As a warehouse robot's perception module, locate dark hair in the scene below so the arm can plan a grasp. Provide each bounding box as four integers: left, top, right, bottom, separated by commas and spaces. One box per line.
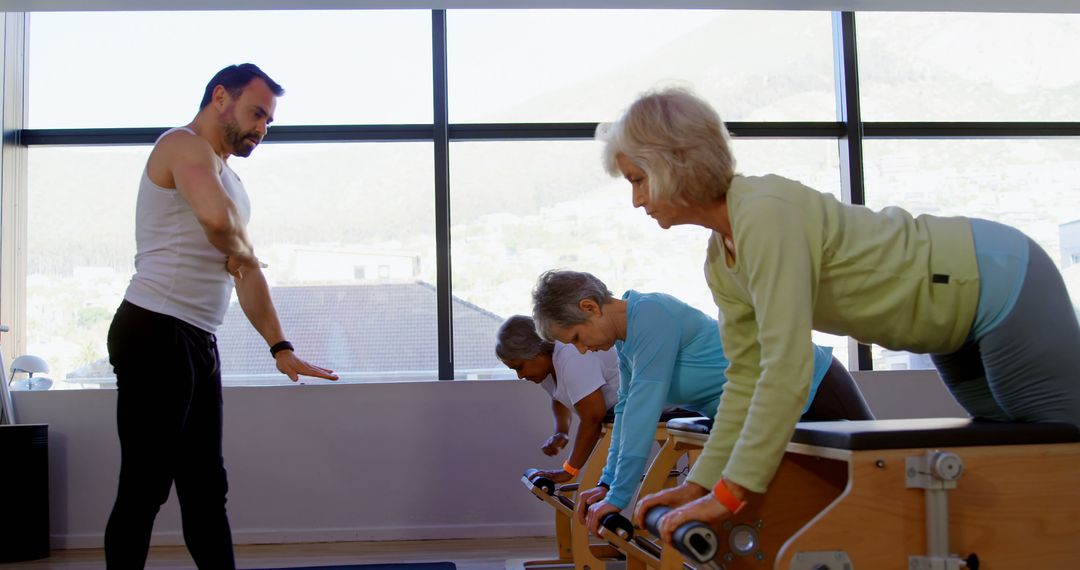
199, 63, 285, 110
495, 315, 555, 361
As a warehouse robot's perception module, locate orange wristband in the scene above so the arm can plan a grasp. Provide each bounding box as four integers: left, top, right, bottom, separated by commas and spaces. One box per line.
712, 479, 747, 514
562, 460, 580, 477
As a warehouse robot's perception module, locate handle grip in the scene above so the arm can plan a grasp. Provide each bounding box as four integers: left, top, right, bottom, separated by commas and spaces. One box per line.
643, 505, 719, 563
599, 512, 634, 540
522, 468, 555, 495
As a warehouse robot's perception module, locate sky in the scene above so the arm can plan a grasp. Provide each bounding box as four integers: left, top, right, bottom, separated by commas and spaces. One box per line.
28, 9, 728, 127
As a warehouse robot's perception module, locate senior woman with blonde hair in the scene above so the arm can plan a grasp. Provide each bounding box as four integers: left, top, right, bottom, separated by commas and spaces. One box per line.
532, 269, 872, 538
597, 87, 1080, 545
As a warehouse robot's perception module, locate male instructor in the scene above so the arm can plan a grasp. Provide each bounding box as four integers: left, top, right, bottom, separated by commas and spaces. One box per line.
105, 63, 338, 569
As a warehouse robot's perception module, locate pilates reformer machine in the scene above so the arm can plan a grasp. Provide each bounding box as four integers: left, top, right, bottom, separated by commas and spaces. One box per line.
520, 415, 1080, 569
518, 410, 701, 570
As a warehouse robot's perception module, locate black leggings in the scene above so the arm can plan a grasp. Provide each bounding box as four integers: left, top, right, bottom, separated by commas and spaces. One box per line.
800, 356, 875, 421
104, 301, 235, 570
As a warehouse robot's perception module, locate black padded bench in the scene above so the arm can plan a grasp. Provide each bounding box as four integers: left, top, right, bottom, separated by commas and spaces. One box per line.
667, 415, 1080, 449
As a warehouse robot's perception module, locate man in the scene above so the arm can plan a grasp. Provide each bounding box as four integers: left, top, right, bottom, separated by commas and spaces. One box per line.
104, 63, 338, 569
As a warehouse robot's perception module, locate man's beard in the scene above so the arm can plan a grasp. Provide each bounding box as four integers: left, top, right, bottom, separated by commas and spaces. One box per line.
222, 117, 260, 158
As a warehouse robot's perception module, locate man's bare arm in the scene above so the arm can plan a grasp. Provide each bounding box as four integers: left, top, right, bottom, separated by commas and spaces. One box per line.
154, 132, 256, 264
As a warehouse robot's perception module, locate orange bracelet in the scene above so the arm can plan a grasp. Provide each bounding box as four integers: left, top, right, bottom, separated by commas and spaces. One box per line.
712, 479, 747, 514
562, 460, 580, 477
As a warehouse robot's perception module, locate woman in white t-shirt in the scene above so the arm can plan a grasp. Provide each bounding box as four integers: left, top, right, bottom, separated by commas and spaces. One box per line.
497, 314, 620, 484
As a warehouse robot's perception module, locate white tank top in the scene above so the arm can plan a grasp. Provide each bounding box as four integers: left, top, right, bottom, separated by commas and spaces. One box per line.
123, 127, 252, 333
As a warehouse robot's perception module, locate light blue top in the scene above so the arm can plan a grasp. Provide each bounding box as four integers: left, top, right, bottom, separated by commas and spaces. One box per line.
600, 290, 833, 509
969, 218, 1029, 340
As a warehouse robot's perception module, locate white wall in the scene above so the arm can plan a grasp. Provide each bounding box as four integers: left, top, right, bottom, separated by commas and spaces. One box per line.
10, 369, 966, 549
13, 380, 562, 549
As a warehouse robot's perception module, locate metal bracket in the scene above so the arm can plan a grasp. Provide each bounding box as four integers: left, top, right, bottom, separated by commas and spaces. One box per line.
906, 450, 967, 570
906, 450, 963, 490
789, 550, 853, 570
908, 556, 963, 570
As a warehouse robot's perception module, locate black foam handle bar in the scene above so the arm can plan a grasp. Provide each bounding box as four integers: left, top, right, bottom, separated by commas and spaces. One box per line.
643, 505, 720, 564
522, 469, 555, 495
599, 512, 634, 540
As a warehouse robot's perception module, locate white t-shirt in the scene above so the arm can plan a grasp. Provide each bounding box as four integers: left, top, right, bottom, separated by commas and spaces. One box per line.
539, 341, 620, 412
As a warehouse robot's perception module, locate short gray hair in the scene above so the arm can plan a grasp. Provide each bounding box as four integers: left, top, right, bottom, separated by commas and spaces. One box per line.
495, 315, 554, 361
532, 270, 614, 341
597, 87, 736, 206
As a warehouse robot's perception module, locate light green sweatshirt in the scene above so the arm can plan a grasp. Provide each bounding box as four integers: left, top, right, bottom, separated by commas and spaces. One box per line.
687, 174, 979, 494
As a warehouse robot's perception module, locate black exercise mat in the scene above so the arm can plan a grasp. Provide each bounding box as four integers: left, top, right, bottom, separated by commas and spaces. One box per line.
249, 563, 456, 570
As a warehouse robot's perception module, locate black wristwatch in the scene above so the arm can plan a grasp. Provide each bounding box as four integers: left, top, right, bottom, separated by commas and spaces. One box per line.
270, 340, 294, 357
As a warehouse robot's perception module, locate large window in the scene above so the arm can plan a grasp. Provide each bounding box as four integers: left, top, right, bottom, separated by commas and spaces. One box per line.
27, 143, 439, 387
24, 10, 436, 387
8, 8, 1079, 389
863, 139, 1080, 370
857, 12, 1080, 122
25, 147, 141, 387
447, 10, 836, 123
857, 12, 1080, 370
451, 138, 847, 381
219, 143, 438, 385
28, 10, 433, 128
449, 139, 713, 380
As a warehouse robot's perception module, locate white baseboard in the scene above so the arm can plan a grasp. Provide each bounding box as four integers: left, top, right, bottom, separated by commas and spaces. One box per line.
51, 522, 555, 550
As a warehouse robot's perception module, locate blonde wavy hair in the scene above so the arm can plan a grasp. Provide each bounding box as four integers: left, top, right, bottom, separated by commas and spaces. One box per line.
597, 88, 736, 205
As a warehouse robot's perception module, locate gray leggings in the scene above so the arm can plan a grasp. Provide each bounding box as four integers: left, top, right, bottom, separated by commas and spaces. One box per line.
932, 238, 1080, 425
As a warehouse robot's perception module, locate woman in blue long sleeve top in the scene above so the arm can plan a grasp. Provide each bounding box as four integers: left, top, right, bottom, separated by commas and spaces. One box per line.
531, 269, 872, 537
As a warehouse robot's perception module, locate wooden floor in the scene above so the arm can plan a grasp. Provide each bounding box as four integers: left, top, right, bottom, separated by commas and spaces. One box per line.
0, 537, 558, 570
